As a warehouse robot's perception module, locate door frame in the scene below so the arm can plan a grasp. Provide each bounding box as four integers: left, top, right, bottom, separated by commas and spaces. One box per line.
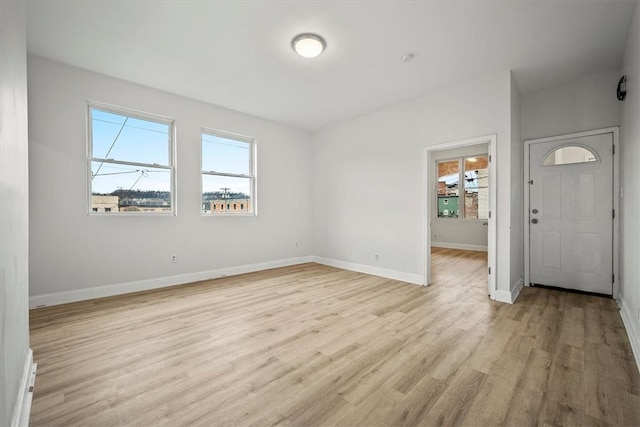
423, 134, 497, 300
524, 127, 620, 298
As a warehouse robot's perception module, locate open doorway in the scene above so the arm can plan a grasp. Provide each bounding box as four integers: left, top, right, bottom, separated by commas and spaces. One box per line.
423, 135, 497, 299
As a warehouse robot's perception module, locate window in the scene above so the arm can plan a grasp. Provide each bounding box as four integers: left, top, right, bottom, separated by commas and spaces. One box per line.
201, 129, 255, 215
542, 146, 597, 166
88, 103, 175, 215
437, 160, 459, 218
437, 155, 488, 219
463, 156, 489, 219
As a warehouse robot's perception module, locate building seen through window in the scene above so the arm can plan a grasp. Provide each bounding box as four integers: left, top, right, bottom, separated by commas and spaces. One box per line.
437, 155, 489, 219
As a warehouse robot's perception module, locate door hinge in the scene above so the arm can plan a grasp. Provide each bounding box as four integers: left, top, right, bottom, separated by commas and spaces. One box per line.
613, 209, 616, 219
488, 267, 492, 275
612, 274, 615, 283
488, 211, 492, 219
489, 155, 492, 162
612, 144, 616, 155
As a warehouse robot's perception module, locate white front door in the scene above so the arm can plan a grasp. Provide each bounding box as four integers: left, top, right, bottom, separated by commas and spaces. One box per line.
528, 132, 613, 295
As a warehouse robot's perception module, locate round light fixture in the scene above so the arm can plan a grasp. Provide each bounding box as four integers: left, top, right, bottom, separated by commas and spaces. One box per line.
291, 33, 326, 58
401, 53, 414, 62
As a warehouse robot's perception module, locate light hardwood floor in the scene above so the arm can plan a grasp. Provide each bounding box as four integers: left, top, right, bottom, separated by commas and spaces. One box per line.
30, 248, 640, 426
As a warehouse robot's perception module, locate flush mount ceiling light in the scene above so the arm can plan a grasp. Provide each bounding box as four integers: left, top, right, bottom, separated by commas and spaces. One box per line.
401, 53, 414, 62
291, 33, 326, 58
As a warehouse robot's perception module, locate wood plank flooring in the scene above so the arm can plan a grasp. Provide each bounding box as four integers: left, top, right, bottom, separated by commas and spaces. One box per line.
29, 248, 640, 426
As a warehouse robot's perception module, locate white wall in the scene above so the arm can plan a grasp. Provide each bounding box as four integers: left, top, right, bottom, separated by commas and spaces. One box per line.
620, 1, 640, 366
313, 71, 520, 292
510, 72, 523, 292
521, 69, 622, 141
520, 70, 622, 293
0, 0, 31, 425
520, 70, 621, 290
28, 56, 314, 304
430, 143, 489, 250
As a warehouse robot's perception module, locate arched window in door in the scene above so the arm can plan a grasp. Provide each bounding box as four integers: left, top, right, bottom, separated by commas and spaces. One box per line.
542, 146, 598, 166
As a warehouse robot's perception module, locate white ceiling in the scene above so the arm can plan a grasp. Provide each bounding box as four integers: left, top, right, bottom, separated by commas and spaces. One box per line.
26, 0, 636, 131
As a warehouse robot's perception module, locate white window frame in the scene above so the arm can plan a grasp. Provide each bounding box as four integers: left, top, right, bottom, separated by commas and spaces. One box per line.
87, 101, 176, 215
201, 128, 257, 216
436, 153, 489, 220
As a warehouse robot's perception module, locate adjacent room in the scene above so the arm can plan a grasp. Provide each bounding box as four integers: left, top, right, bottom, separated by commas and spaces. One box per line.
3, 0, 640, 425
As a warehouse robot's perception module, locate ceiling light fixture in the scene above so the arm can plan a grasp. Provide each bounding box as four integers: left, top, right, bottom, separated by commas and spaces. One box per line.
292, 33, 326, 58
401, 53, 414, 62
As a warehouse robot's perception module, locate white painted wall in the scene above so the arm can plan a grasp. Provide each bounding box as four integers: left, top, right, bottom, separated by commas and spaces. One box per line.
430, 143, 489, 250
0, 0, 31, 425
520, 70, 622, 292
313, 71, 521, 292
521, 69, 622, 141
28, 56, 314, 303
510, 72, 523, 293
620, 1, 640, 366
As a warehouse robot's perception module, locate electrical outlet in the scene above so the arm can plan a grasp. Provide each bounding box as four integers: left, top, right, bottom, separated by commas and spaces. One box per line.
171, 254, 177, 263
374, 253, 379, 261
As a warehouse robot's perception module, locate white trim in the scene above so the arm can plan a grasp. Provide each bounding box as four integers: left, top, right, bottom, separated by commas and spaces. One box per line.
313, 256, 423, 285
495, 278, 524, 304
612, 128, 620, 299
86, 101, 177, 216
30, 256, 423, 309
523, 127, 619, 297
11, 349, 37, 427
29, 256, 314, 308
423, 134, 497, 299
619, 297, 640, 373
431, 242, 488, 252
200, 127, 257, 217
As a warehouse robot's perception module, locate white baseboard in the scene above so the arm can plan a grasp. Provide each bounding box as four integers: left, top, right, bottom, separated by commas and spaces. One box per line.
30, 256, 314, 308
313, 256, 423, 285
11, 348, 37, 427
495, 277, 524, 304
619, 297, 640, 373
431, 242, 488, 252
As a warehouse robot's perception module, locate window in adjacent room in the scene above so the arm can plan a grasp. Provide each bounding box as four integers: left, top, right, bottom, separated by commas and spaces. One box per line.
88, 102, 175, 215
463, 156, 489, 219
201, 129, 255, 215
437, 159, 460, 218
437, 155, 488, 219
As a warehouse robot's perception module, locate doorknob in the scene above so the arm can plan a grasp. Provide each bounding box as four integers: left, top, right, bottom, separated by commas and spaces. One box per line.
531, 218, 539, 224
532, 208, 539, 214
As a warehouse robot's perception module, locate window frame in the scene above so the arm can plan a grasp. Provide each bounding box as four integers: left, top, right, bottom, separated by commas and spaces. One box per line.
200, 127, 257, 217
436, 153, 489, 220
87, 101, 177, 216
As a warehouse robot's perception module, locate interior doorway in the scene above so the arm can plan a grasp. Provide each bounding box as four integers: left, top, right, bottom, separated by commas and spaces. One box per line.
423, 135, 497, 299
